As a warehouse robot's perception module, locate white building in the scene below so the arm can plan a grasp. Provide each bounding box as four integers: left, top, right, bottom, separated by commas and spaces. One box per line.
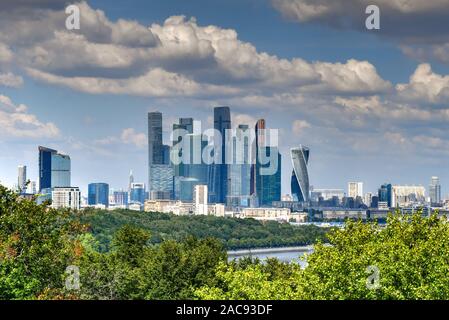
348, 182, 363, 198
364, 192, 373, 207
240, 207, 292, 222
18, 165, 27, 192
311, 188, 345, 201
391, 185, 426, 207
51, 187, 81, 210
194, 185, 208, 215
208, 203, 225, 217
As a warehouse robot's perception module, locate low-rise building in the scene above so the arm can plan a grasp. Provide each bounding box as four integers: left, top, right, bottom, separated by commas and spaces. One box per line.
240, 207, 292, 222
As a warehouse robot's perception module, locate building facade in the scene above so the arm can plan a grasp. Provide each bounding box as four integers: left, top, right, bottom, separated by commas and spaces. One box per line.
51, 187, 81, 210
291, 146, 310, 203
88, 183, 110, 208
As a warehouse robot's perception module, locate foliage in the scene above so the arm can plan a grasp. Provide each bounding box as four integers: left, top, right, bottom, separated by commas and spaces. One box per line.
79, 208, 328, 251
0, 185, 85, 299
198, 212, 449, 300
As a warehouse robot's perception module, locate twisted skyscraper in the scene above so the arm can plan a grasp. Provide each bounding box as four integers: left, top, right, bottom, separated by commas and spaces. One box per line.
291, 146, 310, 203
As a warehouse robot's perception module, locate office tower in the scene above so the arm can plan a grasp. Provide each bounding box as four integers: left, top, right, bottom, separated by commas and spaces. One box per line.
195, 185, 208, 215
88, 183, 110, 208
429, 176, 442, 205
250, 119, 265, 205
391, 185, 426, 207
208, 106, 231, 203
378, 183, 392, 207
348, 182, 363, 199
291, 146, 310, 203
113, 190, 129, 207
28, 181, 37, 194
257, 146, 281, 207
128, 170, 134, 191
130, 183, 146, 204
227, 125, 252, 207
148, 112, 174, 199
364, 192, 373, 207
18, 165, 27, 193
38, 146, 71, 192
174, 133, 209, 201
51, 187, 81, 210
172, 118, 194, 177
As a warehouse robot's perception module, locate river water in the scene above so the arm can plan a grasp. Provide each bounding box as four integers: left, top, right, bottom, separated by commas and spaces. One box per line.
227, 246, 313, 267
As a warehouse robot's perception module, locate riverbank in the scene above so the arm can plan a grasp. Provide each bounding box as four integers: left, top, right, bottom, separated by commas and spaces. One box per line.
227, 245, 314, 257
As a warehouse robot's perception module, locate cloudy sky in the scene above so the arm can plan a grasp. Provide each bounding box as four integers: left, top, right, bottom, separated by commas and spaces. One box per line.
1, 0, 448, 197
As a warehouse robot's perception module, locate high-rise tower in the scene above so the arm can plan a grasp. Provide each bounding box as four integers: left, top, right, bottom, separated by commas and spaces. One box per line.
291, 146, 310, 203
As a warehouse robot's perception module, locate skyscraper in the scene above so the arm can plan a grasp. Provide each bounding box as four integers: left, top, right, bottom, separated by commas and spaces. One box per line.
208, 106, 231, 203
291, 146, 310, 203
378, 183, 392, 207
348, 182, 363, 199
18, 165, 27, 193
38, 146, 71, 192
429, 176, 442, 205
258, 146, 282, 207
128, 170, 134, 191
88, 183, 110, 208
227, 125, 252, 207
148, 112, 173, 199
130, 182, 146, 204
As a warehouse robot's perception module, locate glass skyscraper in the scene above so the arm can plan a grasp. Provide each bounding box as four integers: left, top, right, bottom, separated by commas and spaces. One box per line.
130, 183, 146, 204
38, 146, 71, 192
291, 146, 310, 203
148, 112, 173, 199
378, 183, 392, 207
258, 146, 282, 207
88, 183, 110, 207
227, 125, 252, 207
429, 176, 442, 205
208, 106, 231, 203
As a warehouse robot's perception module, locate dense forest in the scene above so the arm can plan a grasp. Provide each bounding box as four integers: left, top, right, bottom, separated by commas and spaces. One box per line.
78, 208, 329, 251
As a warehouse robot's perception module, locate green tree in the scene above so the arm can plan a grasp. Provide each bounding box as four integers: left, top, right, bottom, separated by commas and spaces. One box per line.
0, 185, 84, 299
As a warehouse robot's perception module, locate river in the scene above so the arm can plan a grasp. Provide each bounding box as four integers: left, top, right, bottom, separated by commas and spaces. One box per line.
227, 246, 313, 267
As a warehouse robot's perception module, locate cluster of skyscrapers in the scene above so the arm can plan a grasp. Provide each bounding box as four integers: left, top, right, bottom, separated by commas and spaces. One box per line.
11, 106, 447, 218
146, 107, 283, 209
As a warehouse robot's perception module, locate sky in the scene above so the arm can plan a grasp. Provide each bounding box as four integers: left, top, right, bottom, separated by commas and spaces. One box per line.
0, 0, 449, 197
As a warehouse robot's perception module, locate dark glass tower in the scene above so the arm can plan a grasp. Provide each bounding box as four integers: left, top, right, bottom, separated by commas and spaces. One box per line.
378, 183, 392, 207
208, 106, 231, 203
148, 112, 163, 166
38, 146, 71, 192
291, 146, 310, 203
88, 183, 109, 207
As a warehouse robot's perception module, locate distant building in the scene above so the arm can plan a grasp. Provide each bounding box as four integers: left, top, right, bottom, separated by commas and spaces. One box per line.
348, 182, 363, 199
391, 185, 426, 207
38, 146, 71, 192
51, 187, 81, 210
311, 189, 344, 202
208, 106, 231, 204
291, 146, 310, 203
130, 183, 146, 204
148, 112, 173, 199
364, 192, 373, 207
113, 190, 129, 207
378, 183, 392, 207
195, 185, 208, 215
227, 125, 252, 208
241, 207, 292, 222
18, 165, 27, 193
429, 176, 442, 205
88, 183, 109, 208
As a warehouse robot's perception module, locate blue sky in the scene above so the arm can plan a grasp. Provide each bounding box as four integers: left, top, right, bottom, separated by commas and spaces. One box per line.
1, 0, 449, 198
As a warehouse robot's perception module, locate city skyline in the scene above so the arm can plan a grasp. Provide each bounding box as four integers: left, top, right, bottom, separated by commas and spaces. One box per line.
1, 1, 449, 197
